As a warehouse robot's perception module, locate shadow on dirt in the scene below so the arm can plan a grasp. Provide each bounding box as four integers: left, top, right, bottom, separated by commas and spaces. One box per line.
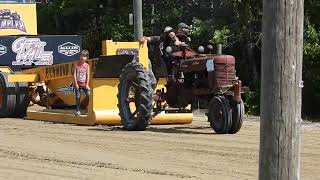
146, 126, 214, 135
88, 125, 215, 135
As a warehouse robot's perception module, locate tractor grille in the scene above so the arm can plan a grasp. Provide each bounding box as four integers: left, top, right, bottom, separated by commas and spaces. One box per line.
213, 55, 236, 87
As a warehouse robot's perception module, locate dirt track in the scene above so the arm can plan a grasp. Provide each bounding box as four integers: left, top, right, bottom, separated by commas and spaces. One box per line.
0, 116, 319, 180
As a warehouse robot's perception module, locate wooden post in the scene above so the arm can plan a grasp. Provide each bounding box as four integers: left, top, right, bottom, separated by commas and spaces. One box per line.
259, 0, 304, 179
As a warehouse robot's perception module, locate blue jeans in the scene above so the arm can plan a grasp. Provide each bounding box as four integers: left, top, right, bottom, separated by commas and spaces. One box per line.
75, 87, 90, 111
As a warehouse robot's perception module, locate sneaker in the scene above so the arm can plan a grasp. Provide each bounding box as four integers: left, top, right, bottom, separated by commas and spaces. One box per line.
75, 111, 81, 116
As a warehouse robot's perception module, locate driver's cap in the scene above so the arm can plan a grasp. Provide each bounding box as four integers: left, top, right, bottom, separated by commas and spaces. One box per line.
177, 22, 190, 33
177, 22, 190, 29
164, 26, 173, 33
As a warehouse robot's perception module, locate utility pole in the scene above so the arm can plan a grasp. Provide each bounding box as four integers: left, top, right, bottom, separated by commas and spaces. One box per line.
133, 0, 143, 41
259, 0, 304, 180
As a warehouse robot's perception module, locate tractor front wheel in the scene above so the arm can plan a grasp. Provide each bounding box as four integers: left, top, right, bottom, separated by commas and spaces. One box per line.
228, 100, 244, 134
207, 96, 232, 134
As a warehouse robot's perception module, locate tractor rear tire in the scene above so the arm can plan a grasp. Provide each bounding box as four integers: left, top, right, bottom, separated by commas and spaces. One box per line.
118, 62, 153, 131
147, 70, 157, 90
147, 59, 157, 90
228, 100, 244, 134
208, 96, 232, 134
0, 72, 17, 118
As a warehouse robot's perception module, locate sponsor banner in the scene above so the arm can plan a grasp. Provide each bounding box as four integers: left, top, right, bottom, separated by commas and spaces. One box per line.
11, 37, 54, 65
58, 42, 80, 56
0, 44, 6, 56
0, 3, 37, 35
0, 35, 81, 70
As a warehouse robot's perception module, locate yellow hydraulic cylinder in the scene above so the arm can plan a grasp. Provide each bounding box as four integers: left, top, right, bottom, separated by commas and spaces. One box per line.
150, 113, 193, 125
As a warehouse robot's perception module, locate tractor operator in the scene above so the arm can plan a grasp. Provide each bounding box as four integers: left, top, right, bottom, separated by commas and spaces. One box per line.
139, 22, 190, 49
139, 22, 191, 74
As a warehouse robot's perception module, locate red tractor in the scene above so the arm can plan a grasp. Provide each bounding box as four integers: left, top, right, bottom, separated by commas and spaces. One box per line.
117, 42, 244, 134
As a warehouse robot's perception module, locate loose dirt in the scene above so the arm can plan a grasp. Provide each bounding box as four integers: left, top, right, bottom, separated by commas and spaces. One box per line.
0, 116, 319, 180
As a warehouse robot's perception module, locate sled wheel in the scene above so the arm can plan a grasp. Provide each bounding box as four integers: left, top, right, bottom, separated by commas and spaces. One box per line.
0, 72, 17, 118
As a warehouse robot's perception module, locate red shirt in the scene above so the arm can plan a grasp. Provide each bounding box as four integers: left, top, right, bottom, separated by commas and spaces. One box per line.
75, 62, 89, 87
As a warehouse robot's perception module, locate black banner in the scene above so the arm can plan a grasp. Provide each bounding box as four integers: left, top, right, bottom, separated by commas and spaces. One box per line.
0, 35, 81, 70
